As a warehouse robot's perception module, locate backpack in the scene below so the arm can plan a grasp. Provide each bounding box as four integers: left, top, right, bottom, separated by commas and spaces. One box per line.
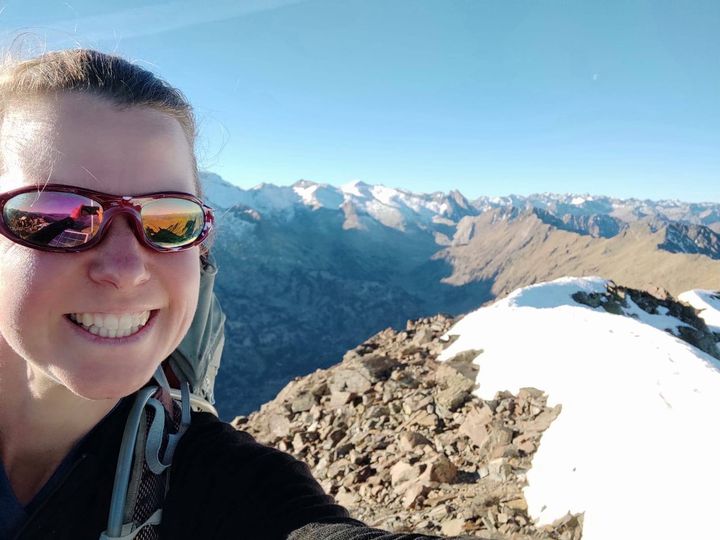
99, 253, 226, 539
165, 253, 226, 415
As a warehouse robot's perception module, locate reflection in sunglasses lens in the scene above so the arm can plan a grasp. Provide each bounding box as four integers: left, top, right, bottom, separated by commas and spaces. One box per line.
3, 192, 103, 248
141, 198, 204, 248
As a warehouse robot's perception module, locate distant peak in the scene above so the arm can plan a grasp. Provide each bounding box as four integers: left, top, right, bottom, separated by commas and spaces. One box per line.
342, 180, 371, 190
341, 180, 373, 197
346, 179, 370, 187
448, 189, 471, 207
292, 179, 318, 188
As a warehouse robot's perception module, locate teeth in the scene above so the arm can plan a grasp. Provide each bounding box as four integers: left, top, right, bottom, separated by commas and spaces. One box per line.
119, 313, 132, 330
105, 314, 119, 330
68, 311, 152, 339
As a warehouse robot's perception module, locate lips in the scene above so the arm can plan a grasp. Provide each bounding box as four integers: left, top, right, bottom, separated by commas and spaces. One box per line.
66, 311, 151, 338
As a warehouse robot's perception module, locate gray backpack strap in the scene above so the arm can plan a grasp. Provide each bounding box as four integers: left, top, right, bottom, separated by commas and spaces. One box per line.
100, 376, 190, 540
166, 252, 225, 414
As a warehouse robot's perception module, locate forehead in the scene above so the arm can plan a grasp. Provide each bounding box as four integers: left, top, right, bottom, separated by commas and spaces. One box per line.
0, 93, 196, 195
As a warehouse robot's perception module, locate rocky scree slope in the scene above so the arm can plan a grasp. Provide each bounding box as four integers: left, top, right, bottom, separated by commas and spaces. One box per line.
235, 315, 580, 539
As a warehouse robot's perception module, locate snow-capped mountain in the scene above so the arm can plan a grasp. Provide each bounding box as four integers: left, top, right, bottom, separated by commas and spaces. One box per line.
440, 276, 720, 540
202, 172, 720, 249
205, 174, 720, 228
202, 173, 474, 231
473, 192, 720, 230
201, 172, 720, 417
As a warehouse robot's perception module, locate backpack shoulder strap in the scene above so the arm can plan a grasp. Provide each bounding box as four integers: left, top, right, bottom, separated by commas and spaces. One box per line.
99, 373, 190, 540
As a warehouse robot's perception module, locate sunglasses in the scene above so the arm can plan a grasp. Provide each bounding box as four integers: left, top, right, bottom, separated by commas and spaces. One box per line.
0, 184, 214, 253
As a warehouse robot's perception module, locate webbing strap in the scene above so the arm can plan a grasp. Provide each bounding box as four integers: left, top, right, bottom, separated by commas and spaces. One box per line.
144, 382, 189, 474
101, 382, 190, 539
103, 386, 158, 538
99, 510, 162, 540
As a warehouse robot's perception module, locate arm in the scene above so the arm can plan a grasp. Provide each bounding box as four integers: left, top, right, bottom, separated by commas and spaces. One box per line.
165, 414, 482, 539
289, 522, 483, 540
246, 438, 482, 539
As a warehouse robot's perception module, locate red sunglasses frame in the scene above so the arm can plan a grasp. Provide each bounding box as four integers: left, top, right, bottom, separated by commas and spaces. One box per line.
0, 184, 215, 253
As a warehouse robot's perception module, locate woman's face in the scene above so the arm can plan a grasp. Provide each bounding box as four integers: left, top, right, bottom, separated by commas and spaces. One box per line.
0, 93, 201, 399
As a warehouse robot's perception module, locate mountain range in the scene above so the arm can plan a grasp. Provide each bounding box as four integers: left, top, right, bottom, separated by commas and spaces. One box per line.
202, 172, 720, 417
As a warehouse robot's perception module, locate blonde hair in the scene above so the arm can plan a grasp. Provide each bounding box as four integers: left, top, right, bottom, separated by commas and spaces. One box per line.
0, 48, 200, 192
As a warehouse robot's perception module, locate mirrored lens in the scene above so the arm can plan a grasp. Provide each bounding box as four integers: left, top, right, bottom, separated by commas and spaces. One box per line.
3, 191, 103, 248
141, 198, 204, 248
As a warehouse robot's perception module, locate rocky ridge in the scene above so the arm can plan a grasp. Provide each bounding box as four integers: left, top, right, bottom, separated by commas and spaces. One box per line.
234, 315, 582, 539
233, 281, 720, 538
572, 281, 720, 360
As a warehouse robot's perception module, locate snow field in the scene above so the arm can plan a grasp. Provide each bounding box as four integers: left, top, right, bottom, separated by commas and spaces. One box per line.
439, 277, 720, 540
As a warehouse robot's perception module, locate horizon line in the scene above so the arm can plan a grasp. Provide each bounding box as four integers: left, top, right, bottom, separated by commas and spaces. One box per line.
199, 171, 717, 206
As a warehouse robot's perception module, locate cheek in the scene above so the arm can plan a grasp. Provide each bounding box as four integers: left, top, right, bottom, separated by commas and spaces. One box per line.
166, 252, 201, 328
0, 245, 41, 321
0, 245, 71, 345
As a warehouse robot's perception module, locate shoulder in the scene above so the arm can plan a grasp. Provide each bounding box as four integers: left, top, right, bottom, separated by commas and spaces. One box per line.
169, 411, 293, 489
169, 410, 330, 497
161, 412, 352, 539
175, 411, 261, 459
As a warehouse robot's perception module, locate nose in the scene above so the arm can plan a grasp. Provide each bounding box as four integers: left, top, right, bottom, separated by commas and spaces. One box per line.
87, 215, 151, 289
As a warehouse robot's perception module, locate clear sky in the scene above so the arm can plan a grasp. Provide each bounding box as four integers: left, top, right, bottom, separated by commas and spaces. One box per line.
1, 0, 718, 201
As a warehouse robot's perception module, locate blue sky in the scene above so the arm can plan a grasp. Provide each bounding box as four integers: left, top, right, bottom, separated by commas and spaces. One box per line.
1, 0, 718, 201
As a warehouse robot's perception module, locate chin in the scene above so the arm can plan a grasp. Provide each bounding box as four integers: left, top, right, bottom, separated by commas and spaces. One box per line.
56, 365, 159, 401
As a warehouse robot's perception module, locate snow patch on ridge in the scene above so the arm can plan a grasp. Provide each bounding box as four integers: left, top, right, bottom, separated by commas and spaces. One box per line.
499, 276, 608, 309
679, 290, 720, 332
439, 276, 720, 540
622, 298, 692, 334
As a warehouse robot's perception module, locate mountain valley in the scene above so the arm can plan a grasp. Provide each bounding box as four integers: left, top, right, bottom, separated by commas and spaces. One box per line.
202, 173, 720, 416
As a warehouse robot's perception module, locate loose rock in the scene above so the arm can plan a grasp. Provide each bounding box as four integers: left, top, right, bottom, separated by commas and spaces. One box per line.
241, 314, 580, 539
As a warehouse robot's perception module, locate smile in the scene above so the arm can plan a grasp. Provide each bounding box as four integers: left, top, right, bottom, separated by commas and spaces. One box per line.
67, 311, 151, 339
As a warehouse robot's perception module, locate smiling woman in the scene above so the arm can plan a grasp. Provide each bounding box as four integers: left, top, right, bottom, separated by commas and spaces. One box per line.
0, 49, 472, 540
0, 86, 202, 403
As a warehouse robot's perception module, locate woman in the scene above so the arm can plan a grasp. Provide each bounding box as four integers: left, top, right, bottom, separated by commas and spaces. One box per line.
0, 49, 471, 539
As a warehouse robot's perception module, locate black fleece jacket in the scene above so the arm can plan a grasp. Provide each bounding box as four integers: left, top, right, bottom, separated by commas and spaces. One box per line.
11, 396, 474, 540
